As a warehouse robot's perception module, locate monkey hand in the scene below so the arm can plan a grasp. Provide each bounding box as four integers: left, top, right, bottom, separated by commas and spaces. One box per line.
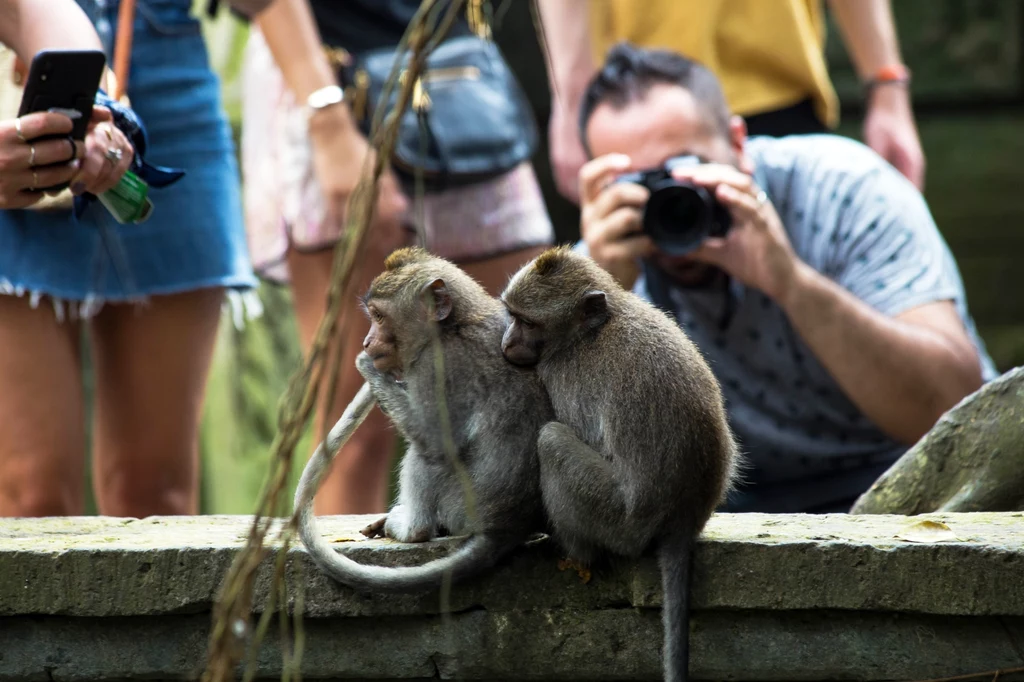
670, 163, 803, 303
360, 516, 388, 538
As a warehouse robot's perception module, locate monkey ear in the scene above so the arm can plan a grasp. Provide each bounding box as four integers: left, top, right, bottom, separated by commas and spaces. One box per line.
581, 290, 609, 330
423, 278, 452, 321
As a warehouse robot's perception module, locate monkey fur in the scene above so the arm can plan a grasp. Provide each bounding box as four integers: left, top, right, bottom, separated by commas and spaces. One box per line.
500, 246, 741, 682
293, 247, 553, 594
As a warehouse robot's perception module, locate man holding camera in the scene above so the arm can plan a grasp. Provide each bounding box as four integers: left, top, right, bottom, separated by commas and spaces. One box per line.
574, 43, 997, 513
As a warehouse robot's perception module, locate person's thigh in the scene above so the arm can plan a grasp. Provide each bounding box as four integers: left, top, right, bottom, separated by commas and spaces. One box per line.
286, 244, 399, 515
88, 288, 224, 517
0, 296, 85, 516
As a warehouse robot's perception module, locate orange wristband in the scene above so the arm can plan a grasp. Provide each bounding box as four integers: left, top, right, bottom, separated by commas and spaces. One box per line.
864, 64, 911, 91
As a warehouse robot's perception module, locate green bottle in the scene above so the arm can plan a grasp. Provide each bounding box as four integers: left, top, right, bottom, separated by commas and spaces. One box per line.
97, 169, 154, 224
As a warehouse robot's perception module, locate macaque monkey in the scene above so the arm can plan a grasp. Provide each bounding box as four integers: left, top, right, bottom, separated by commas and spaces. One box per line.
500, 246, 741, 682
293, 247, 553, 592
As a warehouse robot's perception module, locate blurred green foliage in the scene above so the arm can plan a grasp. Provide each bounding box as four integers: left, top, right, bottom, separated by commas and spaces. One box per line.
188, 1, 1024, 516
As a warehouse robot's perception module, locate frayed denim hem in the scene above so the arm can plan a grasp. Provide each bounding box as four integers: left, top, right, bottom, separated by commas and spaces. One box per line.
0, 277, 265, 328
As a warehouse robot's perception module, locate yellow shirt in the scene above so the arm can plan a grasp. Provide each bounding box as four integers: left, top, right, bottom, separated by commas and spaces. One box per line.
587, 0, 840, 128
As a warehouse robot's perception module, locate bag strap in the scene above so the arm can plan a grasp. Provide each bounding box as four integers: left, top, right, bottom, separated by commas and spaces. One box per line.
111, 0, 136, 101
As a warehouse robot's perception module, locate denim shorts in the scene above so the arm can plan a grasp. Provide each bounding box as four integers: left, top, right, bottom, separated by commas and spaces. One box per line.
0, 0, 257, 319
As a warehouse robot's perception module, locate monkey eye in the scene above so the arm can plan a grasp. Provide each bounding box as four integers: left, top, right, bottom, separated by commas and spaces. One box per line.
517, 316, 537, 330
370, 309, 385, 324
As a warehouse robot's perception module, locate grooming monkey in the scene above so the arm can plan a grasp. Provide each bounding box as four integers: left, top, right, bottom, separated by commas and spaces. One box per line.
293, 247, 552, 593
500, 246, 740, 682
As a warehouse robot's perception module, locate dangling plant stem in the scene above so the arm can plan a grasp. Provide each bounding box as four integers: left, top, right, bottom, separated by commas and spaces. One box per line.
198, 2, 469, 680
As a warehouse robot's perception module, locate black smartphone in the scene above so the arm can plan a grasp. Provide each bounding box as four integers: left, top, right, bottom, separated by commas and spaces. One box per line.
17, 48, 107, 143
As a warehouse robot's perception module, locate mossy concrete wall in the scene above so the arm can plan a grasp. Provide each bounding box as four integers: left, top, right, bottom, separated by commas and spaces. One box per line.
2, 513, 1023, 681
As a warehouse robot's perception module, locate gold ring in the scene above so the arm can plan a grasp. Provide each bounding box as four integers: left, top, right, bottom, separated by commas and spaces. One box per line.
103, 125, 114, 142
14, 117, 25, 142
28, 144, 36, 166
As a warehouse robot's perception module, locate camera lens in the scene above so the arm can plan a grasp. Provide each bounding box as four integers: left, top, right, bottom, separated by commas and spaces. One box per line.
643, 180, 713, 256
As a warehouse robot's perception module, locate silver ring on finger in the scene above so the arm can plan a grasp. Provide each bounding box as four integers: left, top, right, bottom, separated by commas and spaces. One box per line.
30, 170, 38, 191
66, 135, 77, 163
14, 117, 26, 142
104, 146, 123, 166
28, 144, 36, 166
755, 189, 768, 207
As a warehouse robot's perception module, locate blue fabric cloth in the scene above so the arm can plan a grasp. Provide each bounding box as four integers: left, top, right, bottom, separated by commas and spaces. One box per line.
0, 0, 256, 307
576, 133, 998, 513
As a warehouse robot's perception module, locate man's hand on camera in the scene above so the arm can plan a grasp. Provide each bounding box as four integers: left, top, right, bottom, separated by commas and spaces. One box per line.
671, 163, 803, 303
579, 153, 655, 290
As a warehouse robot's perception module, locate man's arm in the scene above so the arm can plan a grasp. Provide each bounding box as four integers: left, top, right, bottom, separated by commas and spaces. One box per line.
827, 0, 925, 189
778, 266, 983, 445
536, 0, 596, 204
672, 160, 983, 446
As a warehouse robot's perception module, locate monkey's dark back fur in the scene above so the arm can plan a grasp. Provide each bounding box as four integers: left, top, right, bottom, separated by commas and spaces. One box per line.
502, 246, 740, 682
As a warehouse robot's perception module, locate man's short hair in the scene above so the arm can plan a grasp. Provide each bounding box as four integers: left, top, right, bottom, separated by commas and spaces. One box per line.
578, 42, 732, 156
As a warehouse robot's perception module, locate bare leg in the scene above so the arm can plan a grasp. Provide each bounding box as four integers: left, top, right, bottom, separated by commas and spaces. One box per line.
0, 297, 85, 516
457, 245, 549, 297
287, 244, 399, 515
89, 288, 224, 517
537, 422, 656, 557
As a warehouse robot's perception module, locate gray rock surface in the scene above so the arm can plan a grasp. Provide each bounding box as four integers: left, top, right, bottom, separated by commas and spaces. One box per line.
2, 513, 1024, 680
852, 366, 1024, 514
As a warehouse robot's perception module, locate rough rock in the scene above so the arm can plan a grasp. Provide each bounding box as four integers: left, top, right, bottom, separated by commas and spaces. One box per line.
851, 365, 1024, 515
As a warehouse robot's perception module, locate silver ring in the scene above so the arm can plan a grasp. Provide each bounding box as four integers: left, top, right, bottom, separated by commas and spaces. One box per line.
30, 170, 38, 191
104, 146, 123, 165
755, 189, 768, 206
28, 144, 36, 166
14, 117, 25, 142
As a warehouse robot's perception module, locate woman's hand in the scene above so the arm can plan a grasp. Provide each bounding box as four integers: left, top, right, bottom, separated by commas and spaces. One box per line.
308, 105, 408, 250
0, 111, 81, 208
0, 106, 134, 210
71, 105, 134, 196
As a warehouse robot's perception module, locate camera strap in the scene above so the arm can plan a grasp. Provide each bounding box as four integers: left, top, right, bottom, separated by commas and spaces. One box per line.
642, 259, 741, 333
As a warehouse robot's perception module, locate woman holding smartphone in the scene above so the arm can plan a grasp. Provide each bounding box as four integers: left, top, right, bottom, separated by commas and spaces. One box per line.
0, 0, 257, 518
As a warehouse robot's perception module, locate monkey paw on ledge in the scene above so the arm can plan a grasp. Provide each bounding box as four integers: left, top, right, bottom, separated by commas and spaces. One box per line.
1, 512, 1024, 681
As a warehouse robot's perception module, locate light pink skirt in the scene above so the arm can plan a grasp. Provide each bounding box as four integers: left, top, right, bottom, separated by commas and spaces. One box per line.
240, 29, 555, 283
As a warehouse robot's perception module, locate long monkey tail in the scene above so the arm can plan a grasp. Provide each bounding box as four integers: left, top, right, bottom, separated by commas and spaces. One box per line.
658, 530, 694, 682
292, 381, 503, 593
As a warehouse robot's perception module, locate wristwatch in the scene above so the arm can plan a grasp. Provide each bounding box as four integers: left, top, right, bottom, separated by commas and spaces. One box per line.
307, 84, 344, 112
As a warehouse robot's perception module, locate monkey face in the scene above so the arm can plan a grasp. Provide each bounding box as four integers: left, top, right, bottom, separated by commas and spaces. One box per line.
362, 304, 402, 375
501, 313, 544, 367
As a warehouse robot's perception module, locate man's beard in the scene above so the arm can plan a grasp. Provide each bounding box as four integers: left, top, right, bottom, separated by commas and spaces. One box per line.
651, 254, 726, 289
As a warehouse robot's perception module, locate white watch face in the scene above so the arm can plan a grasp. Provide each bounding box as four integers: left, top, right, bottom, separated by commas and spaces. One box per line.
309, 85, 344, 110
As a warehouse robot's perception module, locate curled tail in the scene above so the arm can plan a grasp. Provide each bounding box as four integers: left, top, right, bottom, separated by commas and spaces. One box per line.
292, 381, 502, 593
658, 531, 694, 682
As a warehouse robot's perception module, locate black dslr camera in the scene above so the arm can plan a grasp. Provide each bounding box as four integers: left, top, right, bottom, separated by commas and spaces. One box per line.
614, 155, 732, 256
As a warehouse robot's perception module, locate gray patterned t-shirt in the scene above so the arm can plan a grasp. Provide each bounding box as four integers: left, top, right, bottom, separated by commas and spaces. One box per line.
575, 134, 997, 513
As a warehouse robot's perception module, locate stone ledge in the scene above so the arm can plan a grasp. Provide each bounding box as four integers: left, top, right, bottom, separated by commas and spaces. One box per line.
2, 513, 1024, 681
2, 512, 1023, 618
